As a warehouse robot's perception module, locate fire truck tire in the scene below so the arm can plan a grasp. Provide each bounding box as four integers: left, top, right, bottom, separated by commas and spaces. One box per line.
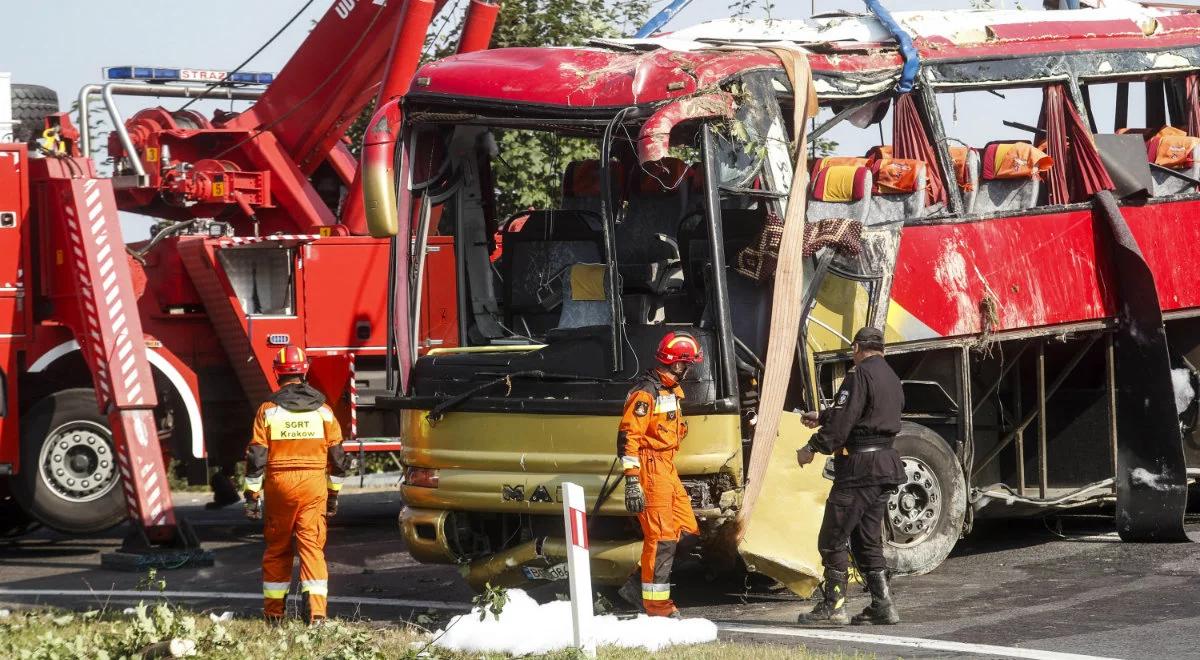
882, 422, 966, 576
11, 389, 126, 534
9, 84, 59, 144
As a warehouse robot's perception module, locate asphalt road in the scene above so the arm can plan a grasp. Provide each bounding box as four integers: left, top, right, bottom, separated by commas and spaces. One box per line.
2, 487, 1199, 660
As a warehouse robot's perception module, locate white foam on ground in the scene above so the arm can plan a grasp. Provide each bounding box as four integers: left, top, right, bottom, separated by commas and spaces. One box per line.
432, 589, 717, 655
1171, 368, 1195, 414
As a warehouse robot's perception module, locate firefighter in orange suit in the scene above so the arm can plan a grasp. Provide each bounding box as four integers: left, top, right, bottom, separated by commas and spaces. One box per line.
617, 330, 704, 618
243, 346, 351, 625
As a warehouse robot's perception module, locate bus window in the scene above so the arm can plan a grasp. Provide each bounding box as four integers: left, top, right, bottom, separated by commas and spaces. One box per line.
1082, 76, 1200, 198
417, 124, 608, 347
933, 87, 1054, 216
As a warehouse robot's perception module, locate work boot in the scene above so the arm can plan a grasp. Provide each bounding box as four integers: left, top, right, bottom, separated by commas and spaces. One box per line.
797, 568, 849, 625
851, 570, 900, 625
617, 574, 644, 612
666, 610, 682, 620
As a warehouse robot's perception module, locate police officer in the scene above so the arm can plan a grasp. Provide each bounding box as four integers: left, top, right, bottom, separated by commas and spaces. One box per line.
243, 346, 351, 625
796, 327, 904, 626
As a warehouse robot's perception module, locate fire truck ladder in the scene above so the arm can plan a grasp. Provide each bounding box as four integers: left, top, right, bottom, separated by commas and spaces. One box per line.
59, 177, 211, 568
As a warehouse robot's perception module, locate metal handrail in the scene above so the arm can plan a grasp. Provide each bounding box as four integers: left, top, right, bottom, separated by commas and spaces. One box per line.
76, 82, 264, 173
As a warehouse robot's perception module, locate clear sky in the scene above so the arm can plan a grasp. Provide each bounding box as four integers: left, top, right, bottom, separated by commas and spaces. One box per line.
7, 0, 1076, 236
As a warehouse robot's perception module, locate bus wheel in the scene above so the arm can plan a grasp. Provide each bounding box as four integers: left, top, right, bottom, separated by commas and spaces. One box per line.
11, 389, 127, 534
882, 422, 966, 576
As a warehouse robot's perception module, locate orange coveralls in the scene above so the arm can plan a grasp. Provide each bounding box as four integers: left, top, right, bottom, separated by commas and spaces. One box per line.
244, 389, 344, 621
618, 368, 699, 617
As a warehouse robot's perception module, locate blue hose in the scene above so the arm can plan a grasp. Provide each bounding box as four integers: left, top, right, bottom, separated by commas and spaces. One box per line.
634, 0, 694, 38
863, 0, 920, 93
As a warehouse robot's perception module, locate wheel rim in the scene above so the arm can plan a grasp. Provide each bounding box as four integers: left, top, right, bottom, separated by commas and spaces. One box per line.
38, 420, 118, 503
885, 456, 943, 548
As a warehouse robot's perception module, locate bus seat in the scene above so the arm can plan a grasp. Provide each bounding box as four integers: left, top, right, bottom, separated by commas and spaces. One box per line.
561, 159, 625, 215
1116, 126, 1166, 141
618, 158, 689, 263
502, 210, 605, 334
869, 158, 927, 222
949, 146, 980, 213
617, 158, 690, 297
815, 155, 871, 170
808, 164, 873, 222
1147, 133, 1200, 196
557, 263, 612, 329
974, 142, 1052, 214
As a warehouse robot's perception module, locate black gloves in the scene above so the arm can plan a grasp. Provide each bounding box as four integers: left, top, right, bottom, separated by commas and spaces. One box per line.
244, 490, 262, 520
624, 475, 645, 514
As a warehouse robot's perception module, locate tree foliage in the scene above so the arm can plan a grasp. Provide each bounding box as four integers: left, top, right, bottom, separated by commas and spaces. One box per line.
344, 0, 650, 218
456, 0, 651, 218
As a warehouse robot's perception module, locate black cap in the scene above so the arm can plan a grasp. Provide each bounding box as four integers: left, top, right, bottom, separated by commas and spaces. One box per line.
852, 327, 885, 347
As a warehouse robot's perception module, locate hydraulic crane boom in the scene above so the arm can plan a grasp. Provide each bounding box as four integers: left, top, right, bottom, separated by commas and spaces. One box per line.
108, 0, 447, 237
222, 0, 418, 176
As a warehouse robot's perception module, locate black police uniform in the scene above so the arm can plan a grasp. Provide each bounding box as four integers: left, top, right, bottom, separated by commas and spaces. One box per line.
808, 353, 905, 573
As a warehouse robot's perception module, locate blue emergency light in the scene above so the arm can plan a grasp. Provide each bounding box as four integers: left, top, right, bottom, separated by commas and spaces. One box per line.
103, 66, 274, 85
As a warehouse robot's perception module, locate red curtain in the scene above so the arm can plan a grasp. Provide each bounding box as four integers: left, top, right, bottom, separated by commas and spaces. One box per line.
1186, 73, 1200, 137
892, 93, 947, 207
1039, 87, 1071, 206
1042, 84, 1115, 204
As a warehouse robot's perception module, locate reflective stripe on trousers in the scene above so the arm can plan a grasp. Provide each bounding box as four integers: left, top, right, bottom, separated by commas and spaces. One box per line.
262, 581, 290, 599
302, 579, 328, 596
641, 582, 671, 601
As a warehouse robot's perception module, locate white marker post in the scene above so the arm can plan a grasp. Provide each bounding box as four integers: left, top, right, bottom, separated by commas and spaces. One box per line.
561, 481, 596, 658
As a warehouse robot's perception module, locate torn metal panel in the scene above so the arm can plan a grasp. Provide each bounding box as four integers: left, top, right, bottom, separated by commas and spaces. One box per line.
613, 5, 1169, 52
412, 48, 780, 109
928, 46, 1200, 89
812, 69, 900, 100
636, 93, 734, 163
411, 4, 1200, 112
736, 412, 830, 597
986, 18, 1147, 42
1093, 191, 1187, 541
1156, 13, 1200, 34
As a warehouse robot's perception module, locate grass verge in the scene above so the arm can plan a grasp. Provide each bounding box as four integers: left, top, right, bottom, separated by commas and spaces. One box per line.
0, 604, 869, 659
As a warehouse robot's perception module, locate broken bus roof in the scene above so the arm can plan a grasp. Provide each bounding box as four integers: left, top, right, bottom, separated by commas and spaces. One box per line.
408, 3, 1200, 110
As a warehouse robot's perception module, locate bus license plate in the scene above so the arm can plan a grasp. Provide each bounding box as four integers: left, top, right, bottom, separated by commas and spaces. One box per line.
522, 563, 569, 582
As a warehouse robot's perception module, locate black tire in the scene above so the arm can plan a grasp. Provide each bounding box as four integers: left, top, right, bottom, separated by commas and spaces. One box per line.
882, 422, 967, 576
10, 83, 59, 143
11, 389, 127, 534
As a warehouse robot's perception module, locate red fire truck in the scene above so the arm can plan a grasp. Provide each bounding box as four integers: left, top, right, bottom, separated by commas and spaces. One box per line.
0, 0, 494, 555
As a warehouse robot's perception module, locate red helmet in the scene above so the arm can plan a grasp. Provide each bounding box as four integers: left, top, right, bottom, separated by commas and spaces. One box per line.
656, 331, 703, 366
273, 345, 309, 377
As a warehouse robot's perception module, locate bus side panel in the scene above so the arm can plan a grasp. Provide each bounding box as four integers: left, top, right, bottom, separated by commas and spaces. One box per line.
1122, 198, 1200, 313
400, 410, 742, 515
889, 209, 1116, 341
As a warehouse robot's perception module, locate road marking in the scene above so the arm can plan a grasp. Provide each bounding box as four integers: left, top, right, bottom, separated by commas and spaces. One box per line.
717, 623, 1120, 660
0, 589, 470, 612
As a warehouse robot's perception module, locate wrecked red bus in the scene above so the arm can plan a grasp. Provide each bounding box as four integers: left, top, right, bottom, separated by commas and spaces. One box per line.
370, 4, 1200, 593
